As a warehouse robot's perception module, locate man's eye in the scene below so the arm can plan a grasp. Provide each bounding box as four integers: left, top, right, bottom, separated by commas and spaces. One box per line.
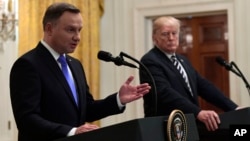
66, 28, 75, 33
161, 32, 177, 37
161, 32, 169, 36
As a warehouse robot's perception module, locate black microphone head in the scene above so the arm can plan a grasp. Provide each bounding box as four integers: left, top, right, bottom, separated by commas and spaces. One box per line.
97, 50, 137, 68
215, 56, 231, 70
215, 56, 225, 66
97, 51, 113, 62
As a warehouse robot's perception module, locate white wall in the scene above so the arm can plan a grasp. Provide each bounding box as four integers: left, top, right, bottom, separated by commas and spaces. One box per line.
100, 0, 250, 127
0, 0, 18, 140
100, 0, 145, 127
0, 41, 18, 141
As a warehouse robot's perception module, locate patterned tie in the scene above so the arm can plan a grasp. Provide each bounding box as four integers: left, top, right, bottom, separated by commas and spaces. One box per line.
58, 55, 78, 105
171, 55, 193, 96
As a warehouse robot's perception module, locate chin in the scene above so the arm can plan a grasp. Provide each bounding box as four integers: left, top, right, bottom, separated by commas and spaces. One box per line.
67, 50, 75, 54
165, 48, 176, 53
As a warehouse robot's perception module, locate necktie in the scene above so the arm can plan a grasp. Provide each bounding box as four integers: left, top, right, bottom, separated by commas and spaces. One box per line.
58, 55, 78, 105
171, 55, 193, 96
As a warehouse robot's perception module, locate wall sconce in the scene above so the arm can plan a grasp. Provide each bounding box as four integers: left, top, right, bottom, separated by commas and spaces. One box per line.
0, 0, 17, 42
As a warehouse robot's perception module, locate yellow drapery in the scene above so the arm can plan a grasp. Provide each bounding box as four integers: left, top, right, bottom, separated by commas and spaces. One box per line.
18, 0, 103, 125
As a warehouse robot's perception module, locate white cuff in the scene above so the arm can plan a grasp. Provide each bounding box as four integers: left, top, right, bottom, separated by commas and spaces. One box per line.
116, 93, 125, 109
67, 127, 77, 136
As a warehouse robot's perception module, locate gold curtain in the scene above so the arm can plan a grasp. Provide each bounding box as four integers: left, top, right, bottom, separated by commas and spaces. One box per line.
19, 0, 103, 124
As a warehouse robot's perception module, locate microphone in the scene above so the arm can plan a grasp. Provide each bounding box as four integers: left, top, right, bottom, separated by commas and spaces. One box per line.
216, 57, 250, 97
98, 50, 158, 115
97, 51, 137, 68
215, 56, 241, 77
215, 56, 232, 70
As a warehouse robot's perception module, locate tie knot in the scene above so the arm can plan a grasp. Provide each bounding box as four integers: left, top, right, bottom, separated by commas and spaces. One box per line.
171, 55, 177, 62
58, 55, 67, 65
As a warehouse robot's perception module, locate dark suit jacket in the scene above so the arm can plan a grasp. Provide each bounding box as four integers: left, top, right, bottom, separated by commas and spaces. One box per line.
140, 47, 237, 117
10, 42, 124, 141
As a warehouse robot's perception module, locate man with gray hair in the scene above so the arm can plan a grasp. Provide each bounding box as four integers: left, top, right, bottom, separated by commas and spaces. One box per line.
140, 16, 239, 131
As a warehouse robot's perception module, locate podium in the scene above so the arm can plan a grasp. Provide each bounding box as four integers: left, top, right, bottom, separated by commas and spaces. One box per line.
197, 107, 250, 141
55, 114, 199, 141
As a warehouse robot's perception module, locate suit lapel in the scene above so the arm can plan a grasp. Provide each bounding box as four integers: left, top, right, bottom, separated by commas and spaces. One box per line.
36, 43, 79, 109
175, 55, 195, 97
154, 48, 189, 82
153, 47, 176, 72
154, 47, 194, 97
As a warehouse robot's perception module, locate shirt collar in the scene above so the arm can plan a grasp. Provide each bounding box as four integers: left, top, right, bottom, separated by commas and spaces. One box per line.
155, 46, 175, 60
40, 40, 63, 60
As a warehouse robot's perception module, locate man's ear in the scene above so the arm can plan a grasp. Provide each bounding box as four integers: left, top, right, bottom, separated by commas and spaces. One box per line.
45, 23, 53, 36
152, 36, 157, 45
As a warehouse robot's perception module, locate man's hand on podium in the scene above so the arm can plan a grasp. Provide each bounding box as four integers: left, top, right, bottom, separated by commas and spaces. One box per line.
235, 106, 245, 110
197, 110, 221, 131
75, 123, 99, 134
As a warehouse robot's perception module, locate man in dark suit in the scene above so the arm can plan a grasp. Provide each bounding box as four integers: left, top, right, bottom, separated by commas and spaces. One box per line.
9, 2, 150, 141
140, 16, 239, 131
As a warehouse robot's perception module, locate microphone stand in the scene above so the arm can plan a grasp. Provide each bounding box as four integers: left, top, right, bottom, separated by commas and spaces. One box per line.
231, 62, 250, 96
227, 64, 241, 77
120, 52, 158, 116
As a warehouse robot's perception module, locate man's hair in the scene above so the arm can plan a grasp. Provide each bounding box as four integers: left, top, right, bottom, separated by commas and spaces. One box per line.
152, 16, 180, 35
42, 2, 81, 30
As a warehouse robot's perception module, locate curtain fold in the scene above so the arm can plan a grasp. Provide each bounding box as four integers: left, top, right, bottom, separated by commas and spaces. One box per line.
19, 0, 103, 124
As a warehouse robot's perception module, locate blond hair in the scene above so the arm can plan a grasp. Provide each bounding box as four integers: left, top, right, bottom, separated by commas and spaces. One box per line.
152, 16, 180, 35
